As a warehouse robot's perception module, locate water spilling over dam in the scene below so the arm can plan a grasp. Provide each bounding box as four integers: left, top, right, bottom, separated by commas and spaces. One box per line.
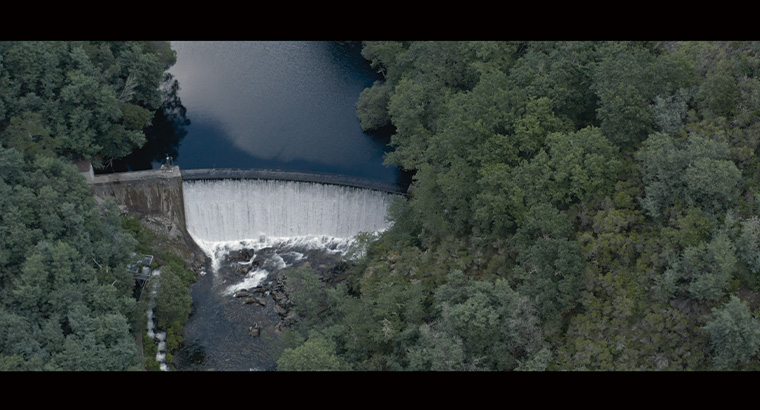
173, 173, 400, 370
88, 165, 403, 370
182, 177, 396, 244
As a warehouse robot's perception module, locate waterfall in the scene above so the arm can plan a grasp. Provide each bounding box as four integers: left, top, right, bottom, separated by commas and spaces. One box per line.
182, 178, 396, 259
175, 177, 398, 370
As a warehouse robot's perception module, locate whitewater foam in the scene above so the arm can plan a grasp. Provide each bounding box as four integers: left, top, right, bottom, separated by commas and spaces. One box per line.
182, 179, 395, 242
182, 178, 397, 295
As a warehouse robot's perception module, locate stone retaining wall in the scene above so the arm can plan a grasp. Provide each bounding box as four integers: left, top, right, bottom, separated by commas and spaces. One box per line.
88, 166, 187, 231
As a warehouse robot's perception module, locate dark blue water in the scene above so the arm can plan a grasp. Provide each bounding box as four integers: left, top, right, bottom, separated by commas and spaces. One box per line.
168, 41, 400, 185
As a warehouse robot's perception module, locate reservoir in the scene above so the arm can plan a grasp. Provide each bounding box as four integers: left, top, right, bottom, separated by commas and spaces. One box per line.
167, 40, 401, 184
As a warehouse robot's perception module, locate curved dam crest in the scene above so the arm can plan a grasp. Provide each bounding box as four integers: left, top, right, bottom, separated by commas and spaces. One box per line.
182, 176, 398, 243
180, 168, 406, 195
87, 165, 403, 251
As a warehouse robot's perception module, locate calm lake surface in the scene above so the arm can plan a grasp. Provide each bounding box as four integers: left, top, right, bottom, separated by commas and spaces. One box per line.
168, 41, 401, 185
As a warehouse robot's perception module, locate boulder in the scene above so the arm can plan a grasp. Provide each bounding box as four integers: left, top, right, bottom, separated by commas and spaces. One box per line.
252, 248, 276, 265
234, 290, 250, 298
274, 303, 288, 316
227, 248, 253, 262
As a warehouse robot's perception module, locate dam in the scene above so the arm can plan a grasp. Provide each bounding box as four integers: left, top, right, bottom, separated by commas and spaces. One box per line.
86, 164, 403, 251
183, 178, 395, 242
86, 163, 404, 370
83, 41, 399, 371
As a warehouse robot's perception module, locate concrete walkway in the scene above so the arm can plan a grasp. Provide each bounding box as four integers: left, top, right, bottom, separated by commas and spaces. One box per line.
180, 168, 405, 194
89, 166, 181, 184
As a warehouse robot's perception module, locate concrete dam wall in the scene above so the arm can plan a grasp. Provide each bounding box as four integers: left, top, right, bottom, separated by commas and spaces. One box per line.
180, 168, 406, 195
88, 166, 187, 231
86, 166, 405, 239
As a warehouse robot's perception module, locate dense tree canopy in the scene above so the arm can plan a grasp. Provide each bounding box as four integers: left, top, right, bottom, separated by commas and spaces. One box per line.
0, 41, 173, 167
279, 41, 760, 371
0, 145, 140, 370
0, 41, 178, 371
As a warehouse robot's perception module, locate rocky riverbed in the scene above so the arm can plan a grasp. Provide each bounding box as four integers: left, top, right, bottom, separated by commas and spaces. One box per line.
129, 210, 354, 371
171, 239, 350, 371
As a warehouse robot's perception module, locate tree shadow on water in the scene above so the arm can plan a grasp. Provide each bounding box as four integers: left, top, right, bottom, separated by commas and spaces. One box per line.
97, 73, 191, 173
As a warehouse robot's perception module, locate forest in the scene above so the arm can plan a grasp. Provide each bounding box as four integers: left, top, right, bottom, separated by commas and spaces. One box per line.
0, 41, 193, 370
277, 41, 760, 371
3, 40, 760, 371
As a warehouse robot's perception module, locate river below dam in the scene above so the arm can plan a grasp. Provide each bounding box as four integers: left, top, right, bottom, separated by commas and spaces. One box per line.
172, 239, 350, 371
172, 178, 397, 371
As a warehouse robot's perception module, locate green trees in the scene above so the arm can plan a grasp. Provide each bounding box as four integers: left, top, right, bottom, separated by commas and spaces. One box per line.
703, 296, 760, 370
284, 265, 334, 330
0, 145, 140, 370
0, 41, 176, 371
119, 214, 197, 368
1, 112, 58, 158
591, 42, 698, 149
637, 132, 742, 217
281, 41, 760, 371
356, 81, 392, 131
277, 336, 350, 371
154, 264, 192, 332
512, 236, 584, 330
736, 216, 760, 276
153, 263, 193, 356
412, 271, 547, 371
505, 41, 599, 129
696, 60, 742, 120
0, 41, 172, 167
591, 46, 658, 148
660, 232, 737, 301
531, 126, 622, 207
